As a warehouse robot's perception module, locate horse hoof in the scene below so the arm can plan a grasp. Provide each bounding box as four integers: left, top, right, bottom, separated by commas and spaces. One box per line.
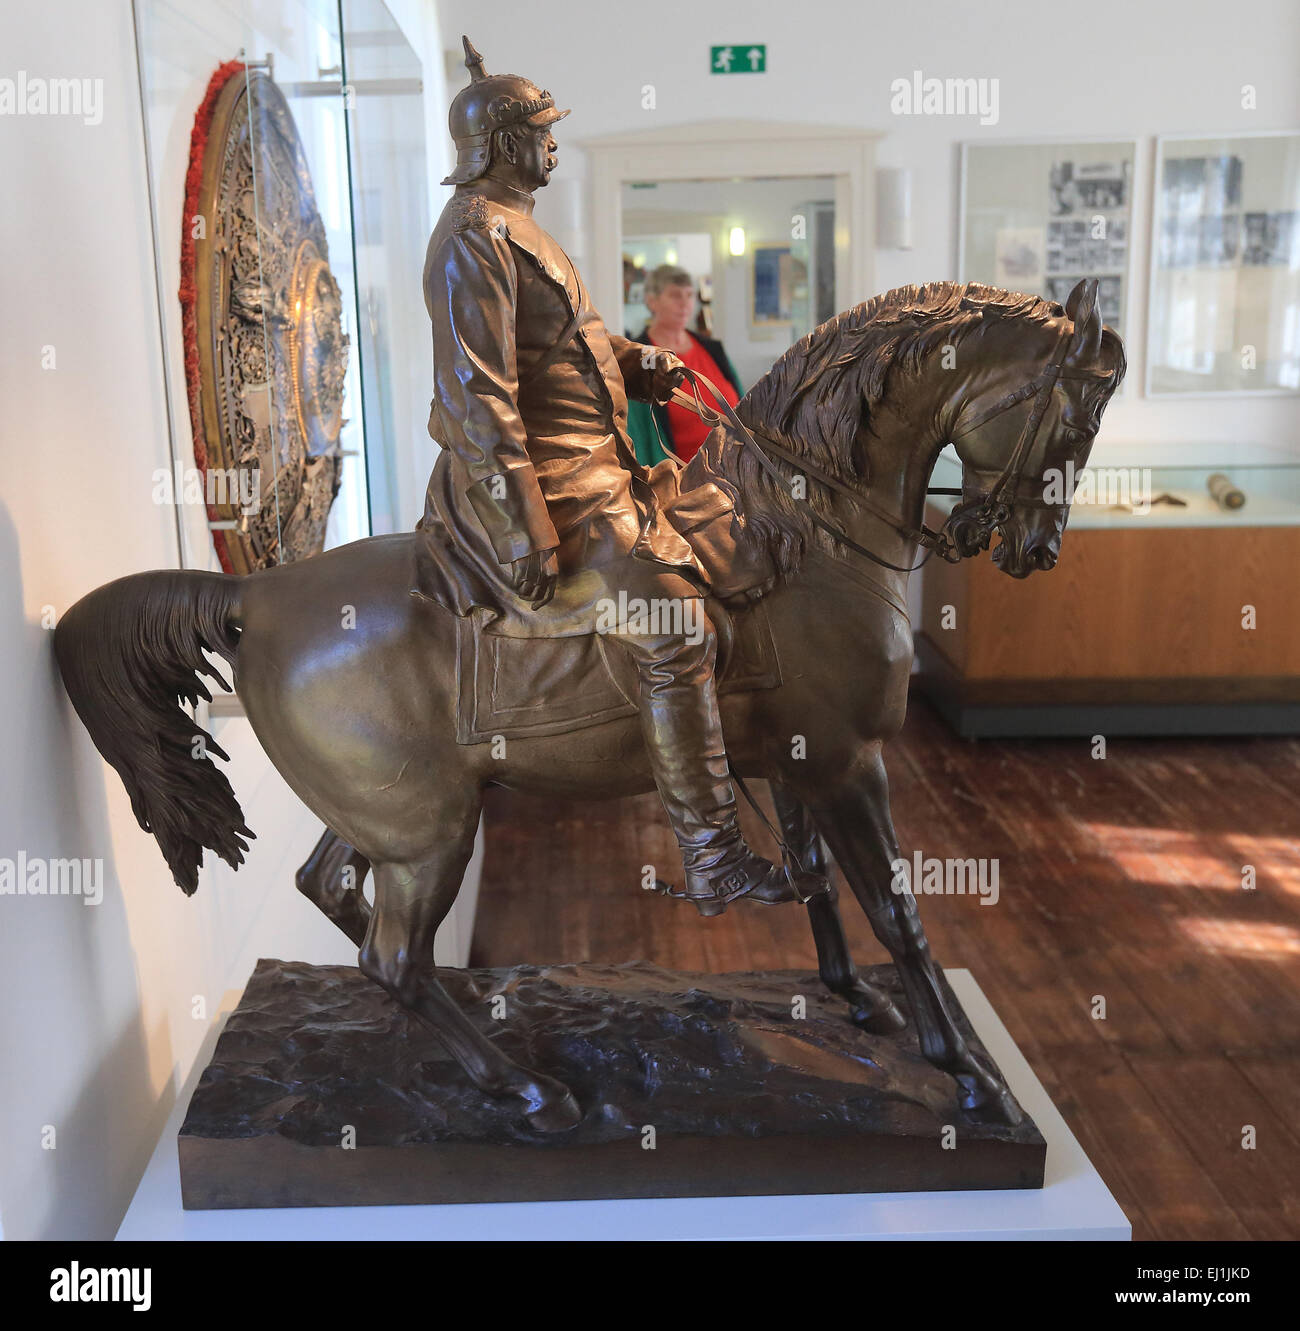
521, 1081, 582, 1133
986, 1087, 1024, 1127
851, 1001, 907, 1034
956, 1074, 1023, 1126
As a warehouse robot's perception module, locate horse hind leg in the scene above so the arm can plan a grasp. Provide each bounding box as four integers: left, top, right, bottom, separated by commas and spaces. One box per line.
295, 827, 372, 946
769, 781, 905, 1034
357, 811, 582, 1134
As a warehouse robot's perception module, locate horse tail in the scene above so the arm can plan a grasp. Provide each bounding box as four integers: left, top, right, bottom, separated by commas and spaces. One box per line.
54, 569, 254, 895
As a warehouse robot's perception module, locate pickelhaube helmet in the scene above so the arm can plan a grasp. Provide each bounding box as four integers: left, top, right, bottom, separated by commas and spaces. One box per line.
442, 36, 570, 187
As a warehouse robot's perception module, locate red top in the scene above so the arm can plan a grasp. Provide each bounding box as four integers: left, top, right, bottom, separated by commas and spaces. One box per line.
648, 332, 740, 463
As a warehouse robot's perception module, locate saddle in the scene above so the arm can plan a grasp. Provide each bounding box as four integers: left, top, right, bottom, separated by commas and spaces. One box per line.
454, 592, 782, 744
452, 429, 783, 744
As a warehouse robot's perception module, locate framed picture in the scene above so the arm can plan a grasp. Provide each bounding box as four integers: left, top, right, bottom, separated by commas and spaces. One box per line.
959, 139, 1137, 348
751, 243, 807, 325
1147, 131, 1300, 396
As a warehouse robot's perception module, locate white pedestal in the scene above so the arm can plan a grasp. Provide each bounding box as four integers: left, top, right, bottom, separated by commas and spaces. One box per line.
116, 968, 1130, 1241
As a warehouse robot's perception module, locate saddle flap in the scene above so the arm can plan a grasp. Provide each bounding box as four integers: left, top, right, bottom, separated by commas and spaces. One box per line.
455, 609, 634, 744
456, 600, 784, 745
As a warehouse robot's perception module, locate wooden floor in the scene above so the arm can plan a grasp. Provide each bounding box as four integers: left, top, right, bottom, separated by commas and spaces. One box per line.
469, 694, 1300, 1240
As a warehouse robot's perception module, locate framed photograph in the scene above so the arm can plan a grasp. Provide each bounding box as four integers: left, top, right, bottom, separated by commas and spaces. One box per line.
1147, 131, 1300, 395
960, 138, 1137, 350
751, 243, 806, 325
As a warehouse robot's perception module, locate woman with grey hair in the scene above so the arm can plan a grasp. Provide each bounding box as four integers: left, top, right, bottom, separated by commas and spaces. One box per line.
626, 264, 743, 465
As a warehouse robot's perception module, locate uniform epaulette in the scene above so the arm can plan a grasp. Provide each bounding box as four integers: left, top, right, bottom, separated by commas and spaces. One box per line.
449, 193, 494, 233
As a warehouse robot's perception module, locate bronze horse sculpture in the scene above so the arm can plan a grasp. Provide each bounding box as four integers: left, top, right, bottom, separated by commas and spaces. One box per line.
56, 278, 1125, 1133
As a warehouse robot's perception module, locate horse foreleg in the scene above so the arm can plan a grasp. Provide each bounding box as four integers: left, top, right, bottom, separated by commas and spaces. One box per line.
768, 780, 905, 1034
358, 819, 581, 1135
811, 747, 1022, 1125
295, 827, 373, 946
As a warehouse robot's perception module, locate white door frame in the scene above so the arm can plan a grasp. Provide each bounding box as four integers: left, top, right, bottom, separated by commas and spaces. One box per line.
579, 119, 882, 329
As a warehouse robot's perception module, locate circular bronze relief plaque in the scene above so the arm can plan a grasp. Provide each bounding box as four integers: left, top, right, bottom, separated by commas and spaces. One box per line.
181, 62, 349, 573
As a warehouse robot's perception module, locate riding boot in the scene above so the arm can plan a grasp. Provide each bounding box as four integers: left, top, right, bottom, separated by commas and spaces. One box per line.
629, 629, 818, 917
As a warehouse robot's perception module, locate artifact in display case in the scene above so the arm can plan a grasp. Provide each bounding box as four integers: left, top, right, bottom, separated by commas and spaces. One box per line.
180, 59, 349, 574
53, 37, 1127, 1208
1207, 472, 1247, 510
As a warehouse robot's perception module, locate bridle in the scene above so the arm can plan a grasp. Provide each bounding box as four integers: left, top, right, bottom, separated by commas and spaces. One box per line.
665, 326, 1108, 575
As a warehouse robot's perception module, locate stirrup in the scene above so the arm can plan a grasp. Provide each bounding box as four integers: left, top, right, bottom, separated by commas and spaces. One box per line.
655, 862, 830, 916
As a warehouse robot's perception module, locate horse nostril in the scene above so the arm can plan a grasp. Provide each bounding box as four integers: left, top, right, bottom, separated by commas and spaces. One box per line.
1035, 547, 1058, 571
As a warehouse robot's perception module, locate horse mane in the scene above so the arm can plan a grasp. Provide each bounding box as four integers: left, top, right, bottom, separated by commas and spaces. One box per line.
706, 280, 1064, 577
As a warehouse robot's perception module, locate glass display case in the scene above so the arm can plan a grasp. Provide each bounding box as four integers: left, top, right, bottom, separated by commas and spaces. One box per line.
928, 452, 1300, 528
132, 0, 430, 570
918, 451, 1300, 736
337, 0, 431, 536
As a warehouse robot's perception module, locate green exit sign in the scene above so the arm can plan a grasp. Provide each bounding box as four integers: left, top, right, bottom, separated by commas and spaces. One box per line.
710, 45, 766, 74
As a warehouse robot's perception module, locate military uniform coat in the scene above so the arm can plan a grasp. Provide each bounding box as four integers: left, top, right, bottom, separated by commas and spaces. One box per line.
412, 176, 704, 637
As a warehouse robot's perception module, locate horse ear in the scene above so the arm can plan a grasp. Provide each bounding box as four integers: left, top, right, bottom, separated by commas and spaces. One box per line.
1063, 278, 1088, 322
1064, 277, 1102, 367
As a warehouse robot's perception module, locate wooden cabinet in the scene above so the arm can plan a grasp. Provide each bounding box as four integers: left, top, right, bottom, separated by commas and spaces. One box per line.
916, 502, 1300, 737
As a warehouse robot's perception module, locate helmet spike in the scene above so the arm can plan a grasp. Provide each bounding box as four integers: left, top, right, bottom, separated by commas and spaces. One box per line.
462, 35, 487, 83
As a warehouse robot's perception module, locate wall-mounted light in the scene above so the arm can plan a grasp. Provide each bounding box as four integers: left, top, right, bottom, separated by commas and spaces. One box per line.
728, 226, 746, 257
876, 167, 913, 250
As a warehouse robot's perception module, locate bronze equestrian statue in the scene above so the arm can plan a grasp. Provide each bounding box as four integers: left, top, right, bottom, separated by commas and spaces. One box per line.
54, 40, 1126, 1135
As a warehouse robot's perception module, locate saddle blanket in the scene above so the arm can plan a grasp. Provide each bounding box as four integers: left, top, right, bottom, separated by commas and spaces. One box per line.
455, 598, 782, 744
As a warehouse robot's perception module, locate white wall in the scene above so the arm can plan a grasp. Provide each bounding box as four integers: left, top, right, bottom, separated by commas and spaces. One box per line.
0, 0, 461, 1240
435, 0, 1300, 461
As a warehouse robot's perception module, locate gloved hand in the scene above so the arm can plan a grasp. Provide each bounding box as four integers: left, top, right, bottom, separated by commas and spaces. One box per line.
649, 350, 689, 404
509, 547, 559, 608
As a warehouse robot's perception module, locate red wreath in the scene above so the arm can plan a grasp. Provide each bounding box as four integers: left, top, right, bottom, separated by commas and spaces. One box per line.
178, 60, 246, 574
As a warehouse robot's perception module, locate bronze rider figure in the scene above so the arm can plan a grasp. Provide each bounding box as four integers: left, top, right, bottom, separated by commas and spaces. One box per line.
413, 38, 804, 915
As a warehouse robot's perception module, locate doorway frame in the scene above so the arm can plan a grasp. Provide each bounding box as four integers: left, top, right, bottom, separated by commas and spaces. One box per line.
579, 119, 882, 331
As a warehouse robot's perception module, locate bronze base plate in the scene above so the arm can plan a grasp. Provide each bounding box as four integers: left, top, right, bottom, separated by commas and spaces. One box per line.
179, 959, 1045, 1209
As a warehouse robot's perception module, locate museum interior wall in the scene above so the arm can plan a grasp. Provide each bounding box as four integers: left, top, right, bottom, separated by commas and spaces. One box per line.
1, 0, 1296, 1241
453, 0, 1299, 680
0, 0, 456, 1240
447, 0, 1300, 460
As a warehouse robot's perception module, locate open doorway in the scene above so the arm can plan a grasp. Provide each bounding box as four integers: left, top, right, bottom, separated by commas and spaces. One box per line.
581, 120, 879, 362
620, 176, 837, 392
